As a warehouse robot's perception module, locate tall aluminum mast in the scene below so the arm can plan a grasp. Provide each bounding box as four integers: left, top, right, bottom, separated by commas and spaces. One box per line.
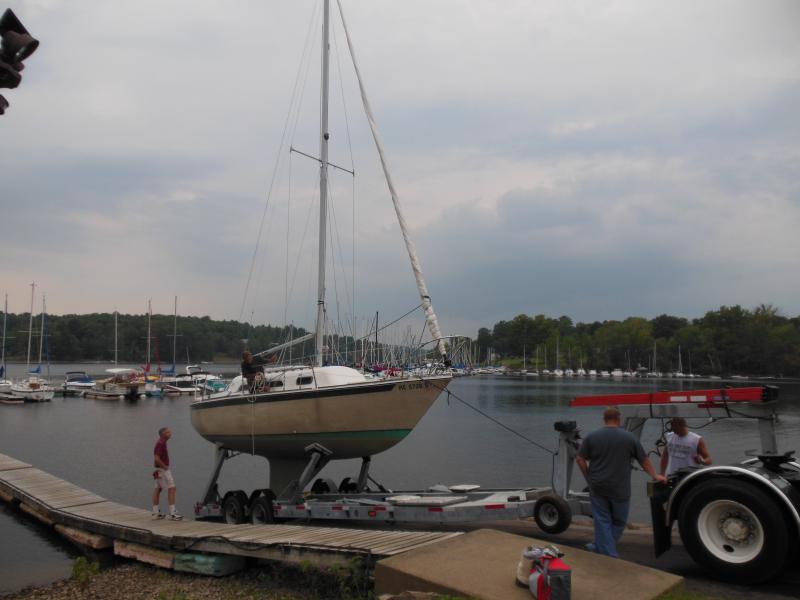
314, 0, 331, 367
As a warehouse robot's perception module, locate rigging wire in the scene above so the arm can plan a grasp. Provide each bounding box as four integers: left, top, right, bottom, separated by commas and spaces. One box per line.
239, 0, 321, 323
330, 11, 359, 339
429, 381, 556, 456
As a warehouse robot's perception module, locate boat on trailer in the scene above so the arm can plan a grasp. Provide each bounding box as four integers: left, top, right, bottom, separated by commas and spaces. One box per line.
191, 0, 453, 517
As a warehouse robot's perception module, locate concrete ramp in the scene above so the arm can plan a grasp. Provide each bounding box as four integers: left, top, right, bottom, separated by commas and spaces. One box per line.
375, 529, 682, 600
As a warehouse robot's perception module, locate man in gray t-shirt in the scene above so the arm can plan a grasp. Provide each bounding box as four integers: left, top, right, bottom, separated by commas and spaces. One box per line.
576, 406, 665, 558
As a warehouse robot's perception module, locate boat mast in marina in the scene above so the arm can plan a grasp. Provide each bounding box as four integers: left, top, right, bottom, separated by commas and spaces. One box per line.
144, 299, 153, 373
36, 294, 46, 373
114, 309, 118, 365
25, 282, 34, 374
1, 294, 7, 374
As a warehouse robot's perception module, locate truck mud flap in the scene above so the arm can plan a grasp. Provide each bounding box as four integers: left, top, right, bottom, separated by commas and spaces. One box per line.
648, 481, 672, 557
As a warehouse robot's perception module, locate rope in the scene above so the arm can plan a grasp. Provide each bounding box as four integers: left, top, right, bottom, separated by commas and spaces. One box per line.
429, 381, 556, 456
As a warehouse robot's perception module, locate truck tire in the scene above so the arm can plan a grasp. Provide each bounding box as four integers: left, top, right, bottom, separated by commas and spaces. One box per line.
678, 478, 792, 583
222, 491, 248, 524
534, 495, 572, 534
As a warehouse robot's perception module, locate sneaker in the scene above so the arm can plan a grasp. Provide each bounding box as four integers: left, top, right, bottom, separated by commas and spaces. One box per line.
584, 542, 596, 553
168, 512, 183, 521
152, 510, 165, 520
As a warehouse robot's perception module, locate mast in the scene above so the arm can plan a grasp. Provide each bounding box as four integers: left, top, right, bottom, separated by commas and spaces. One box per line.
172, 296, 178, 371
38, 294, 46, 367
1, 294, 7, 377
653, 340, 657, 374
146, 299, 152, 371
114, 309, 118, 365
314, 0, 331, 367
25, 282, 35, 373
336, 0, 447, 360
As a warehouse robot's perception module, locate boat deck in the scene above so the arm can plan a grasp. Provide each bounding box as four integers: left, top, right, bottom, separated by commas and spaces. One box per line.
0, 453, 462, 566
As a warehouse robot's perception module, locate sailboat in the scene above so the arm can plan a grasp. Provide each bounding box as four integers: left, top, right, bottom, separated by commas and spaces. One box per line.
190, 0, 451, 495
11, 284, 55, 401
160, 297, 201, 397
0, 294, 11, 394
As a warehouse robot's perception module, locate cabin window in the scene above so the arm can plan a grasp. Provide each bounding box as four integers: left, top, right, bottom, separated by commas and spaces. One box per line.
269, 380, 284, 388
296, 376, 313, 385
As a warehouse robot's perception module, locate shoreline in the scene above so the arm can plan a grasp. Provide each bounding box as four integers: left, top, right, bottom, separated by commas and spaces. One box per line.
0, 560, 368, 600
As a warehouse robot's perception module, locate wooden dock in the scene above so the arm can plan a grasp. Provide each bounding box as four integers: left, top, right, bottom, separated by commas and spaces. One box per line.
0, 453, 462, 572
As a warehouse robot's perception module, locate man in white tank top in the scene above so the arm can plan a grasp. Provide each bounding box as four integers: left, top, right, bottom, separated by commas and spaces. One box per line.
660, 417, 712, 476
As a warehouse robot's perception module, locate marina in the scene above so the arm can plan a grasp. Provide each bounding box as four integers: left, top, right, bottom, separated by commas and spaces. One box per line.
2, 1, 799, 598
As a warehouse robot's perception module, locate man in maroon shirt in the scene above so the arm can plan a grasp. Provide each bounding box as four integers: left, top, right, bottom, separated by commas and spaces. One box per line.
152, 427, 182, 520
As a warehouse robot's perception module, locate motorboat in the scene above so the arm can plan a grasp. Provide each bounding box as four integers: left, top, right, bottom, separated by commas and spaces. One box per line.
85, 368, 145, 400
161, 373, 201, 397
190, 0, 452, 495
186, 365, 226, 393
62, 371, 96, 395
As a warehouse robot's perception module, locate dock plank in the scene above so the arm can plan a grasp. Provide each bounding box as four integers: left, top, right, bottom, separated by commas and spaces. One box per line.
0, 455, 32, 471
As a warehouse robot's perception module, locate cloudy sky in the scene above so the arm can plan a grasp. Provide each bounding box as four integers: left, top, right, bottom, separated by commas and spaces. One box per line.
1, 0, 798, 338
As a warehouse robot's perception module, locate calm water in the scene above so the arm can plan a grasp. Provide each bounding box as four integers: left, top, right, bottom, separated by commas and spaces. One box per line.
1, 367, 798, 593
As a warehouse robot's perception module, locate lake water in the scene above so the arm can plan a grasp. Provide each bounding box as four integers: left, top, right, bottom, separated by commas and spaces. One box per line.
1, 365, 798, 593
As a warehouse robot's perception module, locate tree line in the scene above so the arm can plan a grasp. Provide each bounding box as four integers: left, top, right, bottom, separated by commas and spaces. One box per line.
0, 312, 307, 365
3, 304, 798, 376
473, 304, 800, 377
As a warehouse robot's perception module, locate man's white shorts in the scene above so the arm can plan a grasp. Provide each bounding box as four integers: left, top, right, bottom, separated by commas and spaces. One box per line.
154, 468, 175, 490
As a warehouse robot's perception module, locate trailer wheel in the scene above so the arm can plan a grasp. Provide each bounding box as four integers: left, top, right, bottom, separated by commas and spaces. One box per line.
534, 495, 572, 534
222, 491, 248, 524
678, 479, 792, 583
249, 491, 276, 524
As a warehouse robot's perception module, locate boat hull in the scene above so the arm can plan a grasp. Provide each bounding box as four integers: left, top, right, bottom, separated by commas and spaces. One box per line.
190, 375, 450, 460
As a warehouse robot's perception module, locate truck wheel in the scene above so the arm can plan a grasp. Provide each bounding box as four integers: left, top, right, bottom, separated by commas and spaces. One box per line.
249, 491, 276, 524
534, 495, 572, 534
222, 491, 248, 524
678, 479, 792, 583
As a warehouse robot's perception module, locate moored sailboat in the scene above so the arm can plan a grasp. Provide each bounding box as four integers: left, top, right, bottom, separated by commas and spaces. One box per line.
10, 284, 55, 402
0, 294, 11, 394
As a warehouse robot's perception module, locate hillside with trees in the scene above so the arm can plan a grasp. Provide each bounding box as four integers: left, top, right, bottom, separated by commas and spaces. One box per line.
0, 312, 306, 365
473, 305, 800, 377
2, 304, 798, 376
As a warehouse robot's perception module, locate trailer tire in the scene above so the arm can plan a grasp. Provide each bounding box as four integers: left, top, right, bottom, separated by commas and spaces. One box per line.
250, 492, 276, 524
678, 479, 792, 583
222, 491, 248, 524
534, 495, 572, 534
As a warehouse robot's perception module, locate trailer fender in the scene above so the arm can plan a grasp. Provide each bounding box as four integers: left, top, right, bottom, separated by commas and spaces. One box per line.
665, 466, 800, 537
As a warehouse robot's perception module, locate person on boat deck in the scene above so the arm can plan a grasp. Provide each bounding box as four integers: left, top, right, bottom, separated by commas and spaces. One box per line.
576, 406, 665, 558
241, 350, 276, 390
660, 417, 712, 477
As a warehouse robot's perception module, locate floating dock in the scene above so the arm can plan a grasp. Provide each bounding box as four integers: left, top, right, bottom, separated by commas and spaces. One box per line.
0, 452, 461, 572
